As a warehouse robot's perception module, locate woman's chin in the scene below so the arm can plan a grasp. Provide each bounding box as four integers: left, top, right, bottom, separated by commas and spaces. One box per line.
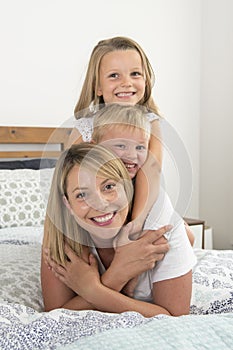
90, 226, 121, 244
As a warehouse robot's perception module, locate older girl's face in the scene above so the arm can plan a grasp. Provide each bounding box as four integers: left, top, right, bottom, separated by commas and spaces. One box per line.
97, 49, 146, 105
65, 165, 129, 245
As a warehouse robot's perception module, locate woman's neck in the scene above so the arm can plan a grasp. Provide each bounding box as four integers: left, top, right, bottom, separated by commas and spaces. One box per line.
89, 234, 115, 249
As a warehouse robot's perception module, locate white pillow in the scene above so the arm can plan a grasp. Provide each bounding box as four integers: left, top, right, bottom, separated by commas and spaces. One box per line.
0, 241, 44, 311
0, 226, 44, 311
0, 168, 54, 228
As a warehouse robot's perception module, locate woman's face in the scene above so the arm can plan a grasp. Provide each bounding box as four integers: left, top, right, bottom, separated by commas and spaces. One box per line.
65, 165, 129, 245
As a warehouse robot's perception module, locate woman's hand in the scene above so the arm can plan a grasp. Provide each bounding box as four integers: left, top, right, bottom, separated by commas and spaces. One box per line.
44, 244, 101, 300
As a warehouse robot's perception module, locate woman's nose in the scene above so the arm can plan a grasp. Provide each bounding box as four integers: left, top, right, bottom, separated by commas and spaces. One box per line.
86, 193, 110, 211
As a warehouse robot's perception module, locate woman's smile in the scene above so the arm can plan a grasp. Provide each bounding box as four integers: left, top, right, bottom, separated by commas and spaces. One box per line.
65, 165, 129, 246
90, 211, 116, 226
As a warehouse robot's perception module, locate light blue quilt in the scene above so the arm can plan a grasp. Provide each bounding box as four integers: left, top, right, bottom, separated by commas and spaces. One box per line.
61, 312, 233, 350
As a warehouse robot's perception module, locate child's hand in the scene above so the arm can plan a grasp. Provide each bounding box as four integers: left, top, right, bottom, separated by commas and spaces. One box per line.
111, 224, 171, 284
113, 221, 143, 246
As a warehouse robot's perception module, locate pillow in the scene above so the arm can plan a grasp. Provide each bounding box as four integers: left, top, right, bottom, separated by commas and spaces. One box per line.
0, 158, 57, 170
0, 236, 43, 311
0, 168, 54, 228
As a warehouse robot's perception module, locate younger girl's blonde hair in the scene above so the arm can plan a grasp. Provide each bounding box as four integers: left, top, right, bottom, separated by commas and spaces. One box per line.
92, 103, 151, 144
44, 142, 133, 264
74, 36, 161, 118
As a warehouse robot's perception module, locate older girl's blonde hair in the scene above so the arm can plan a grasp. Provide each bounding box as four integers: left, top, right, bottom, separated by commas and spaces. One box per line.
74, 36, 160, 118
92, 103, 151, 143
45, 142, 133, 264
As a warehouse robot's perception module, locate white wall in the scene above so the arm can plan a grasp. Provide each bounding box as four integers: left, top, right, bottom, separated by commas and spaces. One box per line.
200, 0, 233, 249
0, 1, 201, 224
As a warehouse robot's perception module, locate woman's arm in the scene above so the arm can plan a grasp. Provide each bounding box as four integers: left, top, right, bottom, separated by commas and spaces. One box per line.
45, 246, 192, 317
48, 245, 171, 317
42, 226, 171, 311
86, 281, 171, 317
152, 270, 193, 316
49, 248, 192, 317
41, 217, 94, 311
41, 251, 95, 311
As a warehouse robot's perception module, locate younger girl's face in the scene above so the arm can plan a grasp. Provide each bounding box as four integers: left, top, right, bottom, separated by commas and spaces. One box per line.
97, 49, 146, 105
65, 165, 129, 245
100, 126, 149, 179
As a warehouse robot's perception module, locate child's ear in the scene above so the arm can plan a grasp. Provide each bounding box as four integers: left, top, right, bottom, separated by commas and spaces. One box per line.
63, 195, 74, 215
90, 139, 97, 144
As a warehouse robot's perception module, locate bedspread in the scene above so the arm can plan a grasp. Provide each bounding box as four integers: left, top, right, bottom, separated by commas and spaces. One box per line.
0, 226, 233, 349
0, 303, 232, 350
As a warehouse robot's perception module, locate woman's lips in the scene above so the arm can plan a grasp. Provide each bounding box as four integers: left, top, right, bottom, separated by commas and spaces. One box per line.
90, 212, 116, 226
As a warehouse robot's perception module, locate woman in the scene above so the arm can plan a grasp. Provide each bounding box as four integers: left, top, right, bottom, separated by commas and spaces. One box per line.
41, 143, 195, 317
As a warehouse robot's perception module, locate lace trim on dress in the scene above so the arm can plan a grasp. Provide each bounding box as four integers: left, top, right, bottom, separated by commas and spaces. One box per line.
75, 117, 94, 142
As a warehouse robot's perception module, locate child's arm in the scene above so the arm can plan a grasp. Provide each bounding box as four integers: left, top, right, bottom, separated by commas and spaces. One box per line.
130, 119, 162, 231
131, 119, 194, 246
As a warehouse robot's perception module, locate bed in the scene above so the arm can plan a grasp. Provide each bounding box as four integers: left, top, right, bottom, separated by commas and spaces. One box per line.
0, 126, 232, 350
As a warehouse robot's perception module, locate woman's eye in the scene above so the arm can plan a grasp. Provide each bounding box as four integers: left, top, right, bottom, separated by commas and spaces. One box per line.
76, 192, 86, 200
104, 183, 116, 191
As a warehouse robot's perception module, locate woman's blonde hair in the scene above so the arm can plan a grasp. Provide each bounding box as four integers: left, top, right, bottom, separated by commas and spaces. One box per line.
74, 36, 160, 118
92, 103, 151, 143
45, 142, 133, 264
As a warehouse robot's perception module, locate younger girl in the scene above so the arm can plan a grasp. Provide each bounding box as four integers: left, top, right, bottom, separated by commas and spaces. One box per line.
92, 103, 195, 246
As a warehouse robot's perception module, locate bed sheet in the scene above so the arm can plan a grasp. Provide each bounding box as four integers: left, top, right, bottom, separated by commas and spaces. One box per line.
0, 226, 232, 350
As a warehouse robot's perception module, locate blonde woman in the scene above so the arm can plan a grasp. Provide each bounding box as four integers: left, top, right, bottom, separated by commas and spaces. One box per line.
41, 143, 195, 317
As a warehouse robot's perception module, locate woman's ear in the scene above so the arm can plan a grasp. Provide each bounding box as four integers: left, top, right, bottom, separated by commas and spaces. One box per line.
97, 86, 103, 97
63, 195, 74, 215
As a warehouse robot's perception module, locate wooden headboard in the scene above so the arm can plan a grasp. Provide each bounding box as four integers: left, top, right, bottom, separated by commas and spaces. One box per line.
0, 126, 72, 158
